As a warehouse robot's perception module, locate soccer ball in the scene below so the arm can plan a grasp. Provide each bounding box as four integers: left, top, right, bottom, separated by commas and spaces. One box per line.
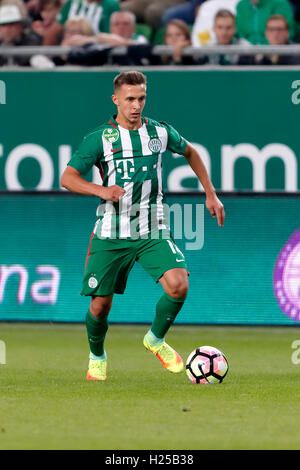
185, 345, 229, 384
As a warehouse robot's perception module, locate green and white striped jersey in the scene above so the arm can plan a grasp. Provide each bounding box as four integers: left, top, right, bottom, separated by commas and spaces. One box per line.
68, 115, 188, 239
56, 0, 120, 34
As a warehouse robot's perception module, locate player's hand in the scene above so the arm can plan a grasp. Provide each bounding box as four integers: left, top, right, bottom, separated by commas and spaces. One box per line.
100, 185, 125, 202
206, 194, 225, 227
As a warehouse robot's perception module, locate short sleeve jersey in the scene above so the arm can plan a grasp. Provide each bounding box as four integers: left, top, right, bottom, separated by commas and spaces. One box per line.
68, 115, 188, 239
56, 0, 120, 34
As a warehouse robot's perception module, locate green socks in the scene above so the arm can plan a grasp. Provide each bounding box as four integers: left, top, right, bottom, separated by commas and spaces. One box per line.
85, 293, 184, 356
85, 309, 108, 357
150, 292, 185, 339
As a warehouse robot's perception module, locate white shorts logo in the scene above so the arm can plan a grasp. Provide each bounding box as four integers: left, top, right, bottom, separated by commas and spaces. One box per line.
88, 277, 98, 289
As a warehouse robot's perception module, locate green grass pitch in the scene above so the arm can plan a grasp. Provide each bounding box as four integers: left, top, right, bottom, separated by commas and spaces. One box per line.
0, 323, 300, 450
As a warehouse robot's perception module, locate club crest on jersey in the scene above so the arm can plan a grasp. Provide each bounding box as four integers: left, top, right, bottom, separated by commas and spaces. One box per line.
88, 276, 98, 289
103, 128, 119, 143
148, 138, 162, 153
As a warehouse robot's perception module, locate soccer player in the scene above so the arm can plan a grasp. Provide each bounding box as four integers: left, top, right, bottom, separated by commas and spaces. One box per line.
61, 71, 225, 381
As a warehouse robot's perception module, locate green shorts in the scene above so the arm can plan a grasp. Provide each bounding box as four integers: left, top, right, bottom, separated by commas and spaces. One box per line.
81, 235, 188, 296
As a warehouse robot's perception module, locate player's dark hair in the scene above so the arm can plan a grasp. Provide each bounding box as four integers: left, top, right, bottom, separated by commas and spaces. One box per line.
113, 71, 147, 92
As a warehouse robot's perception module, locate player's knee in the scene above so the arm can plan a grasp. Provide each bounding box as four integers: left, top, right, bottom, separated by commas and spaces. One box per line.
90, 296, 112, 319
166, 277, 189, 300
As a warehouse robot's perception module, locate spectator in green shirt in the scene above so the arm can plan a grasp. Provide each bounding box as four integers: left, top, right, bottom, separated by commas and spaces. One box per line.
236, 0, 295, 44
56, 0, 120, 34
60, 10, 148, 46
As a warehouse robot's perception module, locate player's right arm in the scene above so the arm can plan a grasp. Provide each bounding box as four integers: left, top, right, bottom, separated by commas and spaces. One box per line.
61, 166, 125, 202
60, 130, 125, 202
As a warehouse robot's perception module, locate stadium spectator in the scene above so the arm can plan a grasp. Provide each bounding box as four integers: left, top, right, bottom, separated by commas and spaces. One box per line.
42, 16, 96, 67
0, 3, 42, 65
60, 16, 94, 45
127, 17, 203, 66
46, 0, 120, 45
32, 0, 62, 45
162, 0, 204, 26
163, 18, 195, 64
56, 0, 120, 33
61, 11, 148, 46
201, 9, 253, 64
29, 15, 101, 68
265, 13, 290, 44
254, 14, 300, 64
108, 11, 148, 44
192, 0, 239, 46
120, 0, 186, 30
235, 0, 295, 44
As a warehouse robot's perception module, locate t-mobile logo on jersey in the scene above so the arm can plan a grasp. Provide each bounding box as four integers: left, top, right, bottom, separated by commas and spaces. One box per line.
116, 159, 135, 179
0, 80, 6, 104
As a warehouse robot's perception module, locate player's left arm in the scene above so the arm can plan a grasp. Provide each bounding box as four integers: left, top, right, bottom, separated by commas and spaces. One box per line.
184, 142, 225, 227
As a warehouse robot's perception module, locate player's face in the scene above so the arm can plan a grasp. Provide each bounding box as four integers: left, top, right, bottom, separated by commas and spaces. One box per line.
112, 84, 146, 126
213, 18, 235, 45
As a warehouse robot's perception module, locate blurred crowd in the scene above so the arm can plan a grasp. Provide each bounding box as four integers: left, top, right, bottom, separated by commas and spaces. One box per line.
0, 0, 300, 66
